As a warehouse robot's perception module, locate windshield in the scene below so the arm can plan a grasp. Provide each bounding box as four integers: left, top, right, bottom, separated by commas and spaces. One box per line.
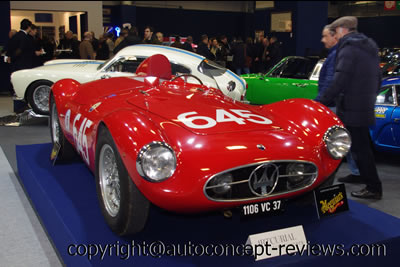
197, 59, 228, 90
198, 59, 226, 78
97, 58, 112, 70
268, 57, 319, 79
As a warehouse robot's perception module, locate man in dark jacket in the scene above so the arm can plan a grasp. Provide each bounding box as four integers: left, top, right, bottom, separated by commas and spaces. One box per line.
315, 25, 338, 106
266, 36, 282, 68
7, 19, 34, 72
197, 34, 215, 60
319, 16, 382, 199
113, 27, 142, 55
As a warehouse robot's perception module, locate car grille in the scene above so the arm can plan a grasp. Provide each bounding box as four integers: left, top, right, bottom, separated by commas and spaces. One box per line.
203, 161, 318, 202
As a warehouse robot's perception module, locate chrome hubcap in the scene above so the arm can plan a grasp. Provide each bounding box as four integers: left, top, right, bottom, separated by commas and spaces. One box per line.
99, 144, 120, 217
51, 103, 60, 144
33, 85, 51, 112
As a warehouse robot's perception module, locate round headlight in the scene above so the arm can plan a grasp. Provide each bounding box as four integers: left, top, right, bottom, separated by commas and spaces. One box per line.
136, 142, 176, 182
210, 173, 233, 195
323, 126, 351, 159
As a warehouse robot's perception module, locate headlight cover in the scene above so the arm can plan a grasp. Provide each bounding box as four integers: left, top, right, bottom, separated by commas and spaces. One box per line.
323, 126, 351, 159
136, 142, 176, 182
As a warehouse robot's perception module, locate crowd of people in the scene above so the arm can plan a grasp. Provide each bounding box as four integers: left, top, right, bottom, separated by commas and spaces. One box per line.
4, 18, 283, 76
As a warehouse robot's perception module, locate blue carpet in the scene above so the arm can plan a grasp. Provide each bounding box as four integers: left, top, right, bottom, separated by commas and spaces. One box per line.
16, 143, 400, 266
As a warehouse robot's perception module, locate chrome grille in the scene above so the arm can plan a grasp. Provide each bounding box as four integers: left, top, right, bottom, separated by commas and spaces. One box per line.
204, 161, 318, 202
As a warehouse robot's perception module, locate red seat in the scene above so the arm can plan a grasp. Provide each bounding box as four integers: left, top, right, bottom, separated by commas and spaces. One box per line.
135, 54, 172, 80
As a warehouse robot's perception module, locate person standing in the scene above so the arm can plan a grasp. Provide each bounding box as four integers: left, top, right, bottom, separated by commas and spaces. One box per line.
316, 24, 361, 182
105, 32, 115, 59
197, 34, 215, 60
315, 25, 338, 107
28, 24, 45, 67
319, 16, 382, 199
143, 26, 157, 44
170, 35, 183, 48
231, 37, 249, 75
79, 32, 95, 59
113, 26, 142, 55
155, 32, 164, 45
57, 30, 80, 59
7, 19, 34, 72
266, 36, 282, 68
182, 36, 194, 52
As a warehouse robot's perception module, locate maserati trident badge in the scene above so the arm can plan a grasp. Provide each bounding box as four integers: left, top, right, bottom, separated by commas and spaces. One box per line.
249, 163, 279, 196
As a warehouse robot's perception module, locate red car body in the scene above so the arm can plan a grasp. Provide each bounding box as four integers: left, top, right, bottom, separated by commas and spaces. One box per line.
51, 55, 344, 214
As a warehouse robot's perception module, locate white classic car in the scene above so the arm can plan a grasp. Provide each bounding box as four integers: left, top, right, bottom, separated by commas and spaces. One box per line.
11, 44, 247, 115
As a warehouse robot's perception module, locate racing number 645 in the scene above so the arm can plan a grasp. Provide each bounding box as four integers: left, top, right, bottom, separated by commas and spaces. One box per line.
177, 109, 272, 129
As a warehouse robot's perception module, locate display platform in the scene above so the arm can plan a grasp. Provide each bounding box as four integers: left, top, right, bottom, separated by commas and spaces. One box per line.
17, 143, 400, 267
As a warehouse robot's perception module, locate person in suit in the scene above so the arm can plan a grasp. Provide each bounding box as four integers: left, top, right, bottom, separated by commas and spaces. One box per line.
79, 32, 95, 60
6, 19, 35, 72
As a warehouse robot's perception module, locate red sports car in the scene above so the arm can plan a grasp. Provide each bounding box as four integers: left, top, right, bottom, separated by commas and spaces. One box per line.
50, 54, 351, 236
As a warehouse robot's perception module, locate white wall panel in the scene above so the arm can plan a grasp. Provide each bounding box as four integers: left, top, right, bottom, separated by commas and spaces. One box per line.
10, 1, 103, 37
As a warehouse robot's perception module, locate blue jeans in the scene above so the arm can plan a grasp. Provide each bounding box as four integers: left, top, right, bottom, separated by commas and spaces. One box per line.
328, 106, 359, 175
347, 151, 360, 176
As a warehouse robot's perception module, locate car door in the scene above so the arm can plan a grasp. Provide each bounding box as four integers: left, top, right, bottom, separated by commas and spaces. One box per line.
392, 85, 400, 146
371, 85, 397, 148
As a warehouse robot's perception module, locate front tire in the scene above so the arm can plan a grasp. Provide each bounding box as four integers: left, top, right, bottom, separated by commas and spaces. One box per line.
95, 126, 150, 236
27, 80, 53, 115
49, 93, 76, 161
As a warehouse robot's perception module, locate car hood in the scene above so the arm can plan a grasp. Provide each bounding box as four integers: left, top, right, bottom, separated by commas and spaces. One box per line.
38, 59, 104, 72
126, 84, 280, 135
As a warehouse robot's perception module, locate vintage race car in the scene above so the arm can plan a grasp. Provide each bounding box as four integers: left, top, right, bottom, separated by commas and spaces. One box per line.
242, 56, 323, 104
371, 77, 400, 153
50, 54, 351, 235
12, 44, 246, 115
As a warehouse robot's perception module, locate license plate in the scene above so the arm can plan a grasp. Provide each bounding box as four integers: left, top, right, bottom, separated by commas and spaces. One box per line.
240, 200, 284, 218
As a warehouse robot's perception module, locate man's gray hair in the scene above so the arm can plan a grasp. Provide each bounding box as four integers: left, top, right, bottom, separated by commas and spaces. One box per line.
324, 24, 336, 36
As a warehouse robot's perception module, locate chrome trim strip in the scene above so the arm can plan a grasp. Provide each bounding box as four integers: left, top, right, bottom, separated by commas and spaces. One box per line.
203, 160, 318, 202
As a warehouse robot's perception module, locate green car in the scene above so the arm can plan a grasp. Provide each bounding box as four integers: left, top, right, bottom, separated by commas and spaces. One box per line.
242, 56, 324, 104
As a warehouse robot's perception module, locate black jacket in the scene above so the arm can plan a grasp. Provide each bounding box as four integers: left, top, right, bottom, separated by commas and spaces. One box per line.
7, 31, 35, 71
113, 35, 142, 55
320, 32, 381, 127
267, 41, 282, 67
197, 43, 215, 60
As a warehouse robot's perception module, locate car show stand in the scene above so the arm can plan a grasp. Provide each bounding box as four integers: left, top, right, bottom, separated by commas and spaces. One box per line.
16, 143, 400, 267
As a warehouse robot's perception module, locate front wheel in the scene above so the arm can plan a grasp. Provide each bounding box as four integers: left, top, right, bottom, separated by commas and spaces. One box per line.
27, 80, 53, 115
49, 93, 76, 161
95, 126, 150, 236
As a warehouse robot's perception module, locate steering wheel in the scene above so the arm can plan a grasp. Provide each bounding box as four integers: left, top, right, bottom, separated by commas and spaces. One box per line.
170, 74, 203, 85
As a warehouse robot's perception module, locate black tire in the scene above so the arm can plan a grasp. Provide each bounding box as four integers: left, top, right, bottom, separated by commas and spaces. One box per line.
27, 80, 53, 115
49, 93, 77, 161
95, 126, 150, 236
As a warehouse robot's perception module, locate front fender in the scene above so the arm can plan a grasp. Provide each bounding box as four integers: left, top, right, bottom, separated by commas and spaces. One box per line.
100, 110, 168, 190
259, 98, 345, 177
51, 79, 81, 108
